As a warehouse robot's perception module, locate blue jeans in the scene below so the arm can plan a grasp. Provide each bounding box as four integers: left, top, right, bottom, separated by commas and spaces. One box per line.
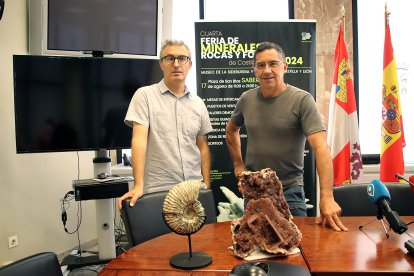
243, 185, 308, 217
284, 185, 307, 217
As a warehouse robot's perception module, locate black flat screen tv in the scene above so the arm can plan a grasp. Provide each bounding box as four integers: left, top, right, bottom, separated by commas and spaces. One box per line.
13, 55, 163, 153
29, 0, 162, 58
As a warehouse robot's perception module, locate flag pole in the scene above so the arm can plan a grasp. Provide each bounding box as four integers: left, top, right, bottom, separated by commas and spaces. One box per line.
385, 2, 389, 28
341, 5, 345, 38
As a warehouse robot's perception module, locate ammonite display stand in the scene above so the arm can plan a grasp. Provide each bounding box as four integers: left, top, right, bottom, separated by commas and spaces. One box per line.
162, 213, 212, 270
162, 180, 213, 270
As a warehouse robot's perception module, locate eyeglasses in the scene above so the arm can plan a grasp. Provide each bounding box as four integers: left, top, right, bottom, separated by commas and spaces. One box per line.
255, 60, 284, 70
161, 55, 191, 65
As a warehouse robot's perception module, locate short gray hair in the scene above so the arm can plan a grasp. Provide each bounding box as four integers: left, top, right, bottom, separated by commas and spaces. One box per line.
160, 40, 192, 59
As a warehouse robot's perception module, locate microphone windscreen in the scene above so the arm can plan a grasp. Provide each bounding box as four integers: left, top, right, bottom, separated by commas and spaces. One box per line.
409, 175, 414, 192
367, 180, 391, 204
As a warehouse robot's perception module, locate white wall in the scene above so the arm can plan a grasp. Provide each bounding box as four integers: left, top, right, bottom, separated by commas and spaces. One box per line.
0, 0, 98, 265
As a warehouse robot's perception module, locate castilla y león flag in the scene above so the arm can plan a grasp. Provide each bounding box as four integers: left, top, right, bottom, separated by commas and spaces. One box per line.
380, 21, 405, 182
327, 22, 363, 186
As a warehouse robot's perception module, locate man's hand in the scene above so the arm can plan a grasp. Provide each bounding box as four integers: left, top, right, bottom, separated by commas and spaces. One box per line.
117, 187, 143, 209
234, 164, 246, 178
316, 196, 348, 231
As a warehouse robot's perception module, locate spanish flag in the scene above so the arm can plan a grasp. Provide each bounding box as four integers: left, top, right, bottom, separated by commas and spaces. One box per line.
327, 22, 363, 186
380, 19, 405, 182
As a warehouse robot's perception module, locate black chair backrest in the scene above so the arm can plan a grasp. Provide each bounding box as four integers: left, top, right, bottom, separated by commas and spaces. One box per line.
0, 252, 62, 276
121, 189, 217, 246
333, 182, 414, 216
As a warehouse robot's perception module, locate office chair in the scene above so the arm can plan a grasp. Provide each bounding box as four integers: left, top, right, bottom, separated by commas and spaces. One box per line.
333, 182, 414, 216
121, 189, 217, 246
0, 252, 63, 276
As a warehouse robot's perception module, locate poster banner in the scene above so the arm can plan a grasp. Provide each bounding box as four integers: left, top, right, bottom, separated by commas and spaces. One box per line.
195, 21, 317, 215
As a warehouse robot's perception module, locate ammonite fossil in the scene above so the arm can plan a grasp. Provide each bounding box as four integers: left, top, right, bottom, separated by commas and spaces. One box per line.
163, 180, 206, 235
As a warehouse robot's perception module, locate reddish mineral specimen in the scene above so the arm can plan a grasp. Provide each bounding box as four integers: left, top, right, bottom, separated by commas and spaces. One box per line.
230, 168, 302, 258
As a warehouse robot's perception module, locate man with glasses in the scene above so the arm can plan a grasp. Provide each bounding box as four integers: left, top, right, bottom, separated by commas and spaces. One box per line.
226, 42, 347, 231
118, 40, 213, 209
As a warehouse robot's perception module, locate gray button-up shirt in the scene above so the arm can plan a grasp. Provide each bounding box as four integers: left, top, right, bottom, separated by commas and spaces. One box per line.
125, 79, 213, 193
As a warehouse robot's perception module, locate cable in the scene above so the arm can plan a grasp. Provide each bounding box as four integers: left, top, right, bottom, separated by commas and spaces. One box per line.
76, 151, 80, 180
60, 191, 74, 224
60, 191, 82, 235
112, 198, 128, 252
75, 151, 81, 253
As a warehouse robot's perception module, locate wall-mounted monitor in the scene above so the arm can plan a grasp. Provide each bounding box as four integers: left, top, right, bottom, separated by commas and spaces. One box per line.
29, 0, 163, 58
13, 55, 163, 153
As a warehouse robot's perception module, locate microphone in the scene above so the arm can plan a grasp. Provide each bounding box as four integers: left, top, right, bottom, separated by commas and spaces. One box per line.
367, 180, 408, 234
395, 173, 414, 192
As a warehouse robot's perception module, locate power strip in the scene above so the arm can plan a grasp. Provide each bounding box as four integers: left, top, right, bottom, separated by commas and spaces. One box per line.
404, 239, 414, 254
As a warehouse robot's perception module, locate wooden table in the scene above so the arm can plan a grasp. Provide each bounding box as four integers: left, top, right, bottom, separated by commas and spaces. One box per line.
98, 220, 308, 275
99, 217, 414, 275
298, 216, 414, 275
